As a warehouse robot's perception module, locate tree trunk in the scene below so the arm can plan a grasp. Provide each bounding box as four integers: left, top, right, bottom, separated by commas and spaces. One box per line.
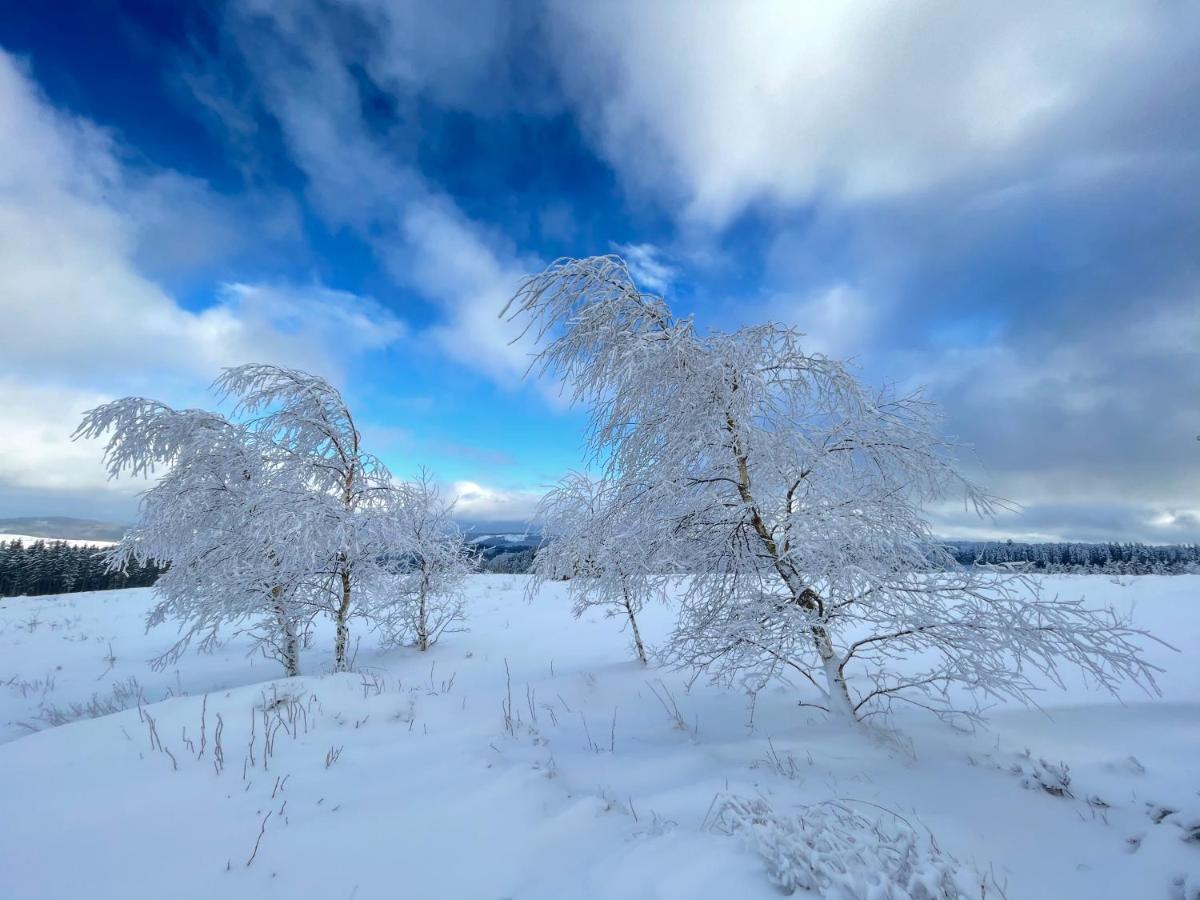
334, 462, 357, 672
272, 586, 300, 677
778, 582, 856, 720
812, 624, 855, 720
416, 573, 430, 652
283, 628, 300, 677
726, 410, 857, 720
334, 567, 352, 672
622, 587, 647, 665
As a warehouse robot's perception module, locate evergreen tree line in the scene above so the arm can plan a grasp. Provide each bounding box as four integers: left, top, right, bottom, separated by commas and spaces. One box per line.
0, 534, 530, 599
483, 541, 1200, 577
0, 539, 164, 597
5, 536, 1198, 599
477, 540, 1200, 577
482, 541, 1200, 576
479, 547, 537, 574
947, 540, 1200, 574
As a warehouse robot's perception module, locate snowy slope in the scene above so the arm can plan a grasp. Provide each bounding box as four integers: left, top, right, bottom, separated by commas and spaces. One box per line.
0, 576, 1196, 899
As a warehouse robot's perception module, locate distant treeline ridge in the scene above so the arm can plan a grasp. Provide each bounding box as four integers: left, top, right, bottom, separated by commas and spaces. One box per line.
0, 539, 163, 597
2, 537, 1198, 598
947, 540, 1200, 574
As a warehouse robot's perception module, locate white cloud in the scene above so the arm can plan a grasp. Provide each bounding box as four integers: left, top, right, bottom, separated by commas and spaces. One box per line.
398, 201, 534, 384
0, 49, 404, 386
212, 5, 547, 391
449, 480, 542, 523
0, 380, 132, 496
912, 295, 1200, 540
0, 50, 407, 511
215, 282, 408, 379
766, 282, 875, 360
612, 242, 677, 294
546, 2, 1178, 226
120, 171, 301, 279
348, 0, 557, 116
0, 51, 202, 380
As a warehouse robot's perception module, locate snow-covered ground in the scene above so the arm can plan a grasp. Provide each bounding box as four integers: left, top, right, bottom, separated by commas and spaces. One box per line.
0, 532, 116, 548
0, 575, 1196, 899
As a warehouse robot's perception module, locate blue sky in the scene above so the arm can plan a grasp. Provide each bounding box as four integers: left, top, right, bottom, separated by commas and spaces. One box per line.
1, 1, 1197, 540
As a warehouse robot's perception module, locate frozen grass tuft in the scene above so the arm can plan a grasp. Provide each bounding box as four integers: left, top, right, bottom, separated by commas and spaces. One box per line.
18, 676, 144, 730
708, 793, 982, 899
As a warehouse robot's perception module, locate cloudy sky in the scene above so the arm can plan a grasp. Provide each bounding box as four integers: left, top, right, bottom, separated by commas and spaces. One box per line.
1, 1, 1197, 540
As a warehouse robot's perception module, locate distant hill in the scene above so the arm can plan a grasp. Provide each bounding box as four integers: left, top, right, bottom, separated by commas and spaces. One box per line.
456, 520, 540, 538
0, 517, 128, 542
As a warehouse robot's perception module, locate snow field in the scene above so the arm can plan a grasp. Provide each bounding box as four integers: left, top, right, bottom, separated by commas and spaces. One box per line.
0, 575, 1197, 899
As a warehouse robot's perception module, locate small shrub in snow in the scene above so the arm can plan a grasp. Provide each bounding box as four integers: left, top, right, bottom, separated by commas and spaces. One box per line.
709, 794, 977, 899
970, 749, 1121, 816
1010, 752, 1073, 799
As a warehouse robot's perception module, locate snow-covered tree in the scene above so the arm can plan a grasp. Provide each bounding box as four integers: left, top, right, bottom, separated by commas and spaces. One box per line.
76, 365, 431, 675
505, 255, 1163, 725
75, 399, 313, 675
215, 364, 397, 672
533, 472, 664, 664
372, 470, 473, 651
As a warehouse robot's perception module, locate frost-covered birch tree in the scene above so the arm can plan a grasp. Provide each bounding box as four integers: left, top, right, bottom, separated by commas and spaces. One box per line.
505, 255, 1163, 725
372, 470, 473, 651
77, 365, 432, 675
74, 399, 313, 675
533, 472, 665, 664
215, 364, 398, 672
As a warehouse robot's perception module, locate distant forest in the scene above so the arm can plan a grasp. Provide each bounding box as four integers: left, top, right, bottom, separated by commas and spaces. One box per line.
0, 539, 163, 598
479, 540, 1200, 577
2, 537, 1198, 599
948, 540, 1200, 574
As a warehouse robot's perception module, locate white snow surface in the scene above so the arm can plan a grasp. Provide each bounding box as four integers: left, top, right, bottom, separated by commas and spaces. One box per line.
0, 532, 117, 548
0, 575, 1196, 899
